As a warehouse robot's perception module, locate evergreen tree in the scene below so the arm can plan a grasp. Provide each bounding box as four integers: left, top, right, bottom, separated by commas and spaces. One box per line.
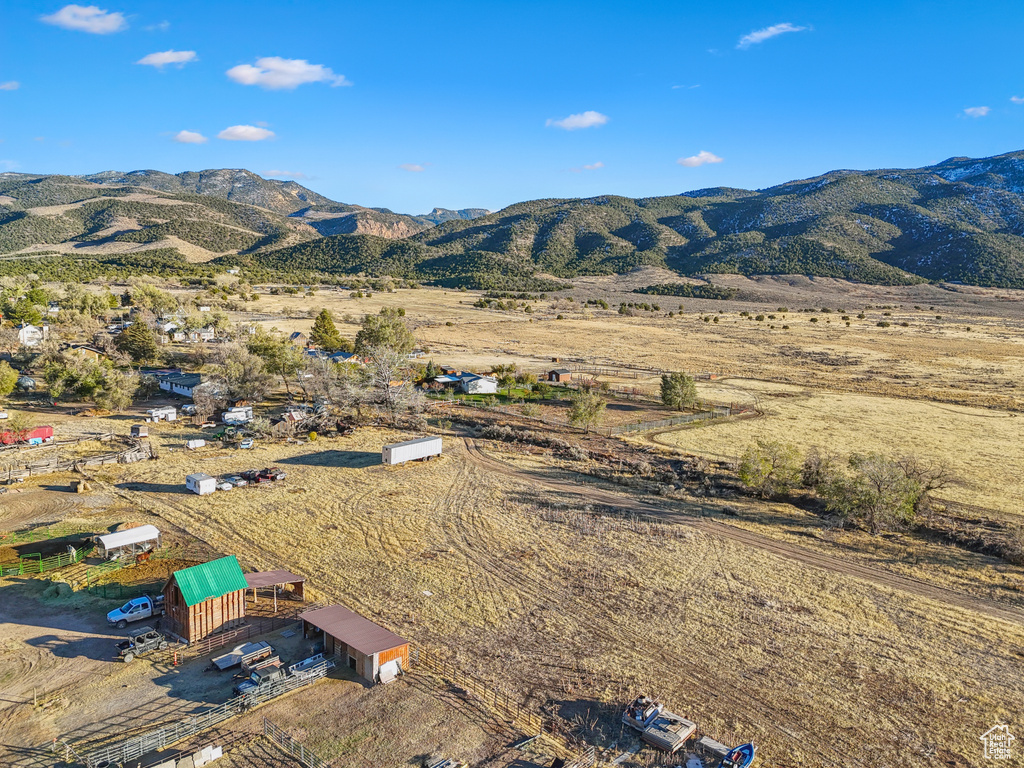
309, 309, 345, 352
0, 360, 18, 400
354, 308, 415, 355
115, 322, 158, 362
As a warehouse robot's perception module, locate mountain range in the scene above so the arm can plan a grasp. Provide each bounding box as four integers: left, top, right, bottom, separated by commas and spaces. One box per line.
2, 152, 1024, 289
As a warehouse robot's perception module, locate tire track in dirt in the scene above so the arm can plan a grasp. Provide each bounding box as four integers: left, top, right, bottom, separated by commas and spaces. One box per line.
463, 439, 1024, 628
448, 440, 865, 767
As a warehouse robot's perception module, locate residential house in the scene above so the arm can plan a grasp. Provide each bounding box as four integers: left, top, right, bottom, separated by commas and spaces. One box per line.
68, 345, 107, 362
158, 372, 203, 399
460, 373, 499, 395
185, 327, 216, 344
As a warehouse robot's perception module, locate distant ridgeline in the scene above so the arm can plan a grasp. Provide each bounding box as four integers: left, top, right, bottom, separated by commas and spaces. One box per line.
3, 151, 1024, 289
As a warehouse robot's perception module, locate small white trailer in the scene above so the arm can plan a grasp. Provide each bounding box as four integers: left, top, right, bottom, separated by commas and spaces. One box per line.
185, 438, 206, 451
222, 406, 253, 425
186, 472, 217, 495
382, 436, 443, 466
146, 406, 177, 422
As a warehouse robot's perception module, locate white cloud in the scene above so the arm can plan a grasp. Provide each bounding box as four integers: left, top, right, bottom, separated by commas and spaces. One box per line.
145, 20, 170, 32
0, 81, 19, 91
963, 106, 990, 118
1010, 96, 1024, 105
569, 161, 605, 173
265, 170, 309, 179
546, 111, 609, 131
399, 163, 426, 172
173, 130, 207, 144
41, 5, 127, 34
677, 150, 724, 167
671, 84, 700, 90
737, 22, 807, 49
226, 57, 351, 90
137, 50, 197, 69
218, 125, 275, 141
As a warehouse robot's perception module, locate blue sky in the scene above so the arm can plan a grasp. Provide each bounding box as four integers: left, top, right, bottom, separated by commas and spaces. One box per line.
1, 1, 1022, 214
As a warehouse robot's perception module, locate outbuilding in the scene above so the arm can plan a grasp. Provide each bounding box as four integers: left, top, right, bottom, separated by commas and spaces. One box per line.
96, 524, 161, 560
547, 368, 572, 383
244, 569, 306, 612
163, 556, 248, 644
186, 473, 216, 495
146, 406, 177, 422
130, 424, 148, 438
300, 604, 409, 685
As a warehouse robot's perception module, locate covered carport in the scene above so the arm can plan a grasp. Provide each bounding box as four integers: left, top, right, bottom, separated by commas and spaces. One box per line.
243, 569, 305, 613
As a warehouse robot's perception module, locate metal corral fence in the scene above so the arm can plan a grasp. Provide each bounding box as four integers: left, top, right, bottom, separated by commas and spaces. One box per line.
182, 604, 317, 659
83, 544, 206, 591
0, 544, 93, 577
604, 406, 732, 435
263, 717, 331, 768
0, 521, 96, 546
465, 403, 736, 437
82, 659, 335, 768
412, 646, 543, 736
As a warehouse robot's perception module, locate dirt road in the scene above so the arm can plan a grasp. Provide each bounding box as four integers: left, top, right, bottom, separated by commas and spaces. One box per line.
462, 438, 1024, 627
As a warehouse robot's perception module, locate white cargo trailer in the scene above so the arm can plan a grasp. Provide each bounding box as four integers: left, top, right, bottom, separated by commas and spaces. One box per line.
222, 406, 253, 424
185, 438, 206, 451
146, 406, 177, 422
185, 473, 217, 495
382, 436, 442, 465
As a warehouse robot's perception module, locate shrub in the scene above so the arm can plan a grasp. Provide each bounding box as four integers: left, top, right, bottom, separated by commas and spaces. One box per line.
877, 321, 891, 328
738, 439, 802, 498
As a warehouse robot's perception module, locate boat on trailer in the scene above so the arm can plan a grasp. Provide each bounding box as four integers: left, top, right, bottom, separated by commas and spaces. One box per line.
721, 742, 756, 768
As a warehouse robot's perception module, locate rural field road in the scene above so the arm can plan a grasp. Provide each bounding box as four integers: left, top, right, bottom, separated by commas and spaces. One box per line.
463, 438, 1024, 627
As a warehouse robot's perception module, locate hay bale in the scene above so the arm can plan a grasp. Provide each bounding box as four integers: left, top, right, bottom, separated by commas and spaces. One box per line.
42, 582, 72, 600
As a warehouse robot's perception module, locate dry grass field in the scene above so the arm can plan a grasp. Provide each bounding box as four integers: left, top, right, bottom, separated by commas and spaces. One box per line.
640, 378, 1024, 516
73, 424, 1023, 768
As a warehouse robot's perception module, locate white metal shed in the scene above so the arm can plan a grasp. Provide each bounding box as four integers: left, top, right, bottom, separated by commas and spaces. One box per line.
186, 473, 217, 495
96, 525, 161, 559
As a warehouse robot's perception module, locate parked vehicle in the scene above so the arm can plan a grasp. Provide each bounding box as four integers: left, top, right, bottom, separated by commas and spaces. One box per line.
180, 404, 198, 416
115, 627, 168, 662
240, 468, 261, 482
233, 659, 287, 695
216, 481, 233, 492
212, 641, 272, 671
622, 696, 696, 753
721, 743, 757, 768
0, 410, 8, 420
107, 595, 165, 629
259, 467, 286, 482
239, 438, 255, 450
225, 475, 247, 487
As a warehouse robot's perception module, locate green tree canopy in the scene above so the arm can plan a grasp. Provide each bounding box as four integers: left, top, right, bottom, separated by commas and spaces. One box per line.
309, 309, 347, 352
115, 322, 159, 362
660, 372, 698, 411
568, 388, 606, 433
0, 360, 18, 400
354, 307, 415, 355
738, 439, 802, 498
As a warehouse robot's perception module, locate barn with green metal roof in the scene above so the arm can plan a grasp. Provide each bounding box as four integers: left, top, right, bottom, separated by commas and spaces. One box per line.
162, 556, 248, 643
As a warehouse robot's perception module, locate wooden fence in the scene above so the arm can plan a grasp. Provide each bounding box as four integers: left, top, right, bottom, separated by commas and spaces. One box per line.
0, 438, 153, 483
0, 431, 115, 454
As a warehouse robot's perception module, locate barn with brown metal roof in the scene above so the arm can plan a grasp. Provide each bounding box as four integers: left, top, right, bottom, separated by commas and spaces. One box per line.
299, 604, 409, 684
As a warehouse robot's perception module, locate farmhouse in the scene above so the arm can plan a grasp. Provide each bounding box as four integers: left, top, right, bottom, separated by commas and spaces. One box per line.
300, 604, 409, 685
158, 372, 202, 399
460, 373, 499, 395
185, 327, 216, 343
547, 368, 572, 382
163, 556, 248, 644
